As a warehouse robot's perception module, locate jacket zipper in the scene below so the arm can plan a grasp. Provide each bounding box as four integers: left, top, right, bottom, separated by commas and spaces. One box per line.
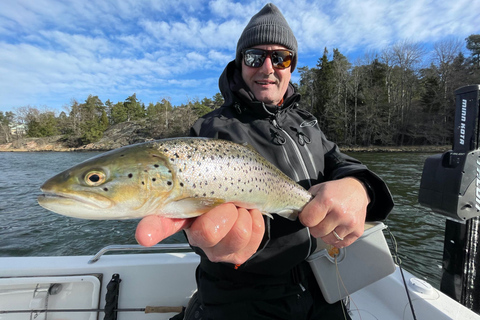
271, 118, 312, 188
270, 108, 315, 263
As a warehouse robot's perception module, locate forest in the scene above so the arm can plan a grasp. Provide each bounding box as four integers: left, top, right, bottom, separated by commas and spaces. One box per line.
1, 35, 479, 148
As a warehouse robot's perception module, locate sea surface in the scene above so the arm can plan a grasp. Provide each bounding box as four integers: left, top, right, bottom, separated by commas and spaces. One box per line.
0, 150, 447, 288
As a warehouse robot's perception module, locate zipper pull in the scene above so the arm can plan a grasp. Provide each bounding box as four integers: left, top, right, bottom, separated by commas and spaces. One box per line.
298, 132, 311, 146
272, 118, 281, 129
290, 127, 311, 146
272, 130, 286, 145
270, 119, 286, 145
234, 103, 242, 114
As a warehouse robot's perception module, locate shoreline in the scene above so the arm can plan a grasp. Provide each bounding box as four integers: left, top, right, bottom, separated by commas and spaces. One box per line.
0, 138, 451, 153
341, 145, 451, 153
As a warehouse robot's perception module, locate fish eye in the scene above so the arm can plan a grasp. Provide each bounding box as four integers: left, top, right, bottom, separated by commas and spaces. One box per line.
85, 171, 106, 186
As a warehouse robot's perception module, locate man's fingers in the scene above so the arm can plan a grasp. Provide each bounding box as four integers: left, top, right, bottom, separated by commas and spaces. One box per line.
135, 215, 192, 247
203, 208, 265, 265
240, 208, 265, 262
186, 203, 238, 248
135, 204, 266, 265
213, 207, 253, 255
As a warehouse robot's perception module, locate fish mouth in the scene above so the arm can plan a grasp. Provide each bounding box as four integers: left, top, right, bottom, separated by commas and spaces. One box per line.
38, 190, 113, 210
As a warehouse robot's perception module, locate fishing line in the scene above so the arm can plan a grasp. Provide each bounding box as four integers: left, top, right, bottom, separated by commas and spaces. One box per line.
385, 225, 418, 320
334, 253, 362, 320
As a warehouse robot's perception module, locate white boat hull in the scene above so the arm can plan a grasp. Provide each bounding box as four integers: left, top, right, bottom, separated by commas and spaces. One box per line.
0, 247, 478, 320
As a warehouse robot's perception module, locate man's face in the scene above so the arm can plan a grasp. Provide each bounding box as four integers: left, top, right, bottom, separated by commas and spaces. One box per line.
241, 44, 292, 106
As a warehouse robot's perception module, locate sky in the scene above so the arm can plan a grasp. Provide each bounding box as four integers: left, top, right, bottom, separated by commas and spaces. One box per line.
1, 0, 479, 114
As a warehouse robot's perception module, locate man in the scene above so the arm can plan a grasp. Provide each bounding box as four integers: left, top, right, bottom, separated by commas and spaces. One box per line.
136, 3, 394, 319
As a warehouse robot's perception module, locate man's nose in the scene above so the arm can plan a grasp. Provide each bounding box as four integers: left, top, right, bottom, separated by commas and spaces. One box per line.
260, 55, 275, 73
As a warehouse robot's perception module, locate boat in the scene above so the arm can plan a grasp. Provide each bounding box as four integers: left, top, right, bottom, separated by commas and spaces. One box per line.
2, 85, 480, 320
0, 241, 479, 320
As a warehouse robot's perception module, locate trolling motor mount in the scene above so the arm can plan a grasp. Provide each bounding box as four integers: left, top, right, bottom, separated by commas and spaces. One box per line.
419, 85, 480, 221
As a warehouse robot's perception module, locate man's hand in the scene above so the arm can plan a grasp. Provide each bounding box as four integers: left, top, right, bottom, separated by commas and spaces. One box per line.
135, 203, 265, 265
299, 177, 370, 247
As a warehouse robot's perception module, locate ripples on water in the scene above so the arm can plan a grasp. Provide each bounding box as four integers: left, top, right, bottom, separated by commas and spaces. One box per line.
0, 151, 445, 288
352, 152, 445, 288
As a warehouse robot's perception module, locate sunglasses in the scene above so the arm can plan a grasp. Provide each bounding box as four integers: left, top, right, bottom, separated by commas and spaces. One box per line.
242, 48, 294, 69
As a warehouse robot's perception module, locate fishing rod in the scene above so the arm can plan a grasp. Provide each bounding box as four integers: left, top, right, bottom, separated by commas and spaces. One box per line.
0, 305, 184, 314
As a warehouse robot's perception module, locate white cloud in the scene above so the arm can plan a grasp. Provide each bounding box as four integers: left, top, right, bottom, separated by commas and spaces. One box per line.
0, 0, 479, 113
288, 0, 480, 57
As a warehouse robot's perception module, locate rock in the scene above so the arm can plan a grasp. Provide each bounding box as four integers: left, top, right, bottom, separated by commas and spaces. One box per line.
0, 121, 450, 153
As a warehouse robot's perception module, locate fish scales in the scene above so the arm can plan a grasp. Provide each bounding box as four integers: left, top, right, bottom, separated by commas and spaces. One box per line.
38, 137, 312, 220
155, 138, 308, 211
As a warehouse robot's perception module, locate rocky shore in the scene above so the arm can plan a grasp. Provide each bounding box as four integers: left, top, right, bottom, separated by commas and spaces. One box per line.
0, 121, 156, 152
0, 136, 451, 153
341, 145, 451, 153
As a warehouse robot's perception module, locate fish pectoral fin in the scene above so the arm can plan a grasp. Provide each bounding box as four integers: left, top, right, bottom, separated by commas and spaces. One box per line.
274, 209, 298, 221
162, 197, 227, 218
259, 212, 274, 219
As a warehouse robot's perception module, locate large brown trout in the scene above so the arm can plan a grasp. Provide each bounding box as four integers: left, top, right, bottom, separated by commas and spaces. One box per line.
38, 137, 312, 220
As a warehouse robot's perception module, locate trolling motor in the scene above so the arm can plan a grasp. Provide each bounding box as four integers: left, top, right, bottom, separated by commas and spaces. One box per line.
419, 85, 480, 220
418, 84, 480, 312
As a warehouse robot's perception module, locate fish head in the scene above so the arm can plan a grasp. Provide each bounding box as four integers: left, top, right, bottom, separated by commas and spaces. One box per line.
38, 143, 176, 220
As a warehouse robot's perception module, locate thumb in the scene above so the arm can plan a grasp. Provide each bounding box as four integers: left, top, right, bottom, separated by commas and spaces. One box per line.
135, 215, 193, 247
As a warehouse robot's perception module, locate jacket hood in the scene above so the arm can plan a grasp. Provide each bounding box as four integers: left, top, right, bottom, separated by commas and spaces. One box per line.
218, 60, 300, 117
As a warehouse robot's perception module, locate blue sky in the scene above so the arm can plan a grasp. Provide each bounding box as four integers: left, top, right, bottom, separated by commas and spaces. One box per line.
1, 0, 479, 114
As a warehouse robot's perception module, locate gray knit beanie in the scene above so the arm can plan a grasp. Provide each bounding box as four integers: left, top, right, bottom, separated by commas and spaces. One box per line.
235, 3, 298, 72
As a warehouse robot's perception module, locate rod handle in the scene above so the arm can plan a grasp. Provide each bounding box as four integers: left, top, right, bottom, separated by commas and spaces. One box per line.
144, 306, 184, 313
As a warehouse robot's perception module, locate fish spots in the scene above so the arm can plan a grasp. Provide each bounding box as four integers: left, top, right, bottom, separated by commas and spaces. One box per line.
103, 188, 109, 192
128, 173, 133, 178
145, 138, 311, 215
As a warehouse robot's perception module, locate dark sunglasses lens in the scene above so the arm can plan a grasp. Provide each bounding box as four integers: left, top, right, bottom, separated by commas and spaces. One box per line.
244, 50, 266, 68
271, 51, 292, 69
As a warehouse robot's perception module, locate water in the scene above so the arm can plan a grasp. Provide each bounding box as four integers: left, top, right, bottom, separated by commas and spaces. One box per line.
350, 152, 446, 289
0, 151, 444, 288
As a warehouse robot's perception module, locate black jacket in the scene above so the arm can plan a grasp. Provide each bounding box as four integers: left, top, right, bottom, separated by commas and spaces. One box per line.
190, 61, 394, 280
